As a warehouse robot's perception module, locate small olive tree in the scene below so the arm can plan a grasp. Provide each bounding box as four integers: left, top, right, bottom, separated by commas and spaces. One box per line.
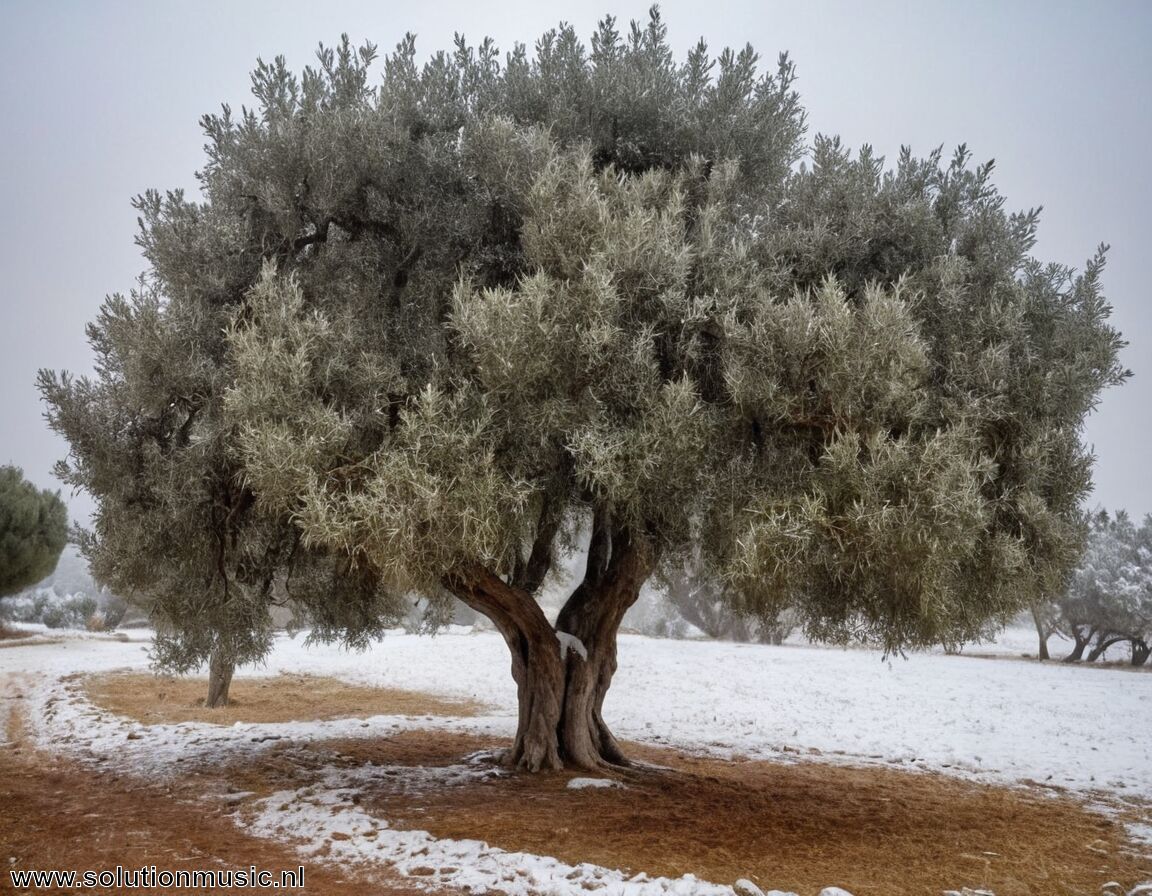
660, 559, 797, 644
45, 11, 1126, 763
0, 466, 68, 600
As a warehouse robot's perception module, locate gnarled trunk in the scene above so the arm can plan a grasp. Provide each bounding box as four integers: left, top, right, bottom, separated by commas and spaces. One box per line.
1131, 639, 1150, 667
1086, 634, 1126, 663
554, 523, 652, 770
446, 563, 566, 771
206, 649, 234, 708
444, 516, 654, 772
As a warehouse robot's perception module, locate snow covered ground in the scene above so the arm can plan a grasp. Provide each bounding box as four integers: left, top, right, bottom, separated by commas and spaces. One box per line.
2, 627, 1149, 895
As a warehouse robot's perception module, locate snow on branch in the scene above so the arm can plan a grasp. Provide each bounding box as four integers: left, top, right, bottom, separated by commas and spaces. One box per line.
555, 630, 588, 662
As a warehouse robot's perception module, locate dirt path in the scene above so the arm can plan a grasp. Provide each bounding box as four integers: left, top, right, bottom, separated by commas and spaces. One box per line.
0, 673, 430, 895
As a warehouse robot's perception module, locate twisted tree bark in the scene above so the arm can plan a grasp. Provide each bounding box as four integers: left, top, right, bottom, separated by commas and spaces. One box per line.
445, 563, 565, 771
1062, 625, 1094, 662
1086, 634, 1126, 663
444, 512, 654, 772
554, 518, 652, 769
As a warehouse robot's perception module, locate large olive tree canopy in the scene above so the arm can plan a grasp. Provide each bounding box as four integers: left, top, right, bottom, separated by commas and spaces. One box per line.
42, 10, 1127, 769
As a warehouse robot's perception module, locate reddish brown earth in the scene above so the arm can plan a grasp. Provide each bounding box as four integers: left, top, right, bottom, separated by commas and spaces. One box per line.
331, 733, 1152, 896
3, 669, 1148, 896
0, 678, 430, 895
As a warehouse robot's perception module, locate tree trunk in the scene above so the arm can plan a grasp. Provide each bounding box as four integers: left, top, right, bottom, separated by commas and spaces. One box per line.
1130, 639, 1150, 667
206, 649, 234, 708
444, 519, 654, 773
445, 563, 566, 772
1031, 606, 1050, 661
554, 525, 653, 770
665, 580, 725, 639
1062, 626, 1092, 662
1086, 635, 1125, 663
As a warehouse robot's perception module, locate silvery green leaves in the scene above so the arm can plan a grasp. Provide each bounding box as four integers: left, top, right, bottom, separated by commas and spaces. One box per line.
42, 11, 1128, 695
722, 426, 1016, 654
720, 279, 929, 432
452, 154, 712, 542
228, 106, 1127, 659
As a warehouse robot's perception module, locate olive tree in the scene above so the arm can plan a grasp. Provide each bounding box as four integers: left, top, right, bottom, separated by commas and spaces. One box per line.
1057, 510, 1152, 665
44, 11, 1126, 764
660, 558, 797, 644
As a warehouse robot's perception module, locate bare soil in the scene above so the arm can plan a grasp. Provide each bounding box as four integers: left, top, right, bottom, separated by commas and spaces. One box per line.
6, 670, 1149, 896
83, 671, 488, 724
0, 679, 432, 895
334, 733, 1150, 896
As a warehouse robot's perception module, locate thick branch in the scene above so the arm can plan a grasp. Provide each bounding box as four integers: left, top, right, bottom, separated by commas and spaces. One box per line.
1086, 634, 1129, 662
443, 561, 564, 772
554, 524, 655, 768
174, 403, 201, 450
443, 561, 552, 639
511, 496, 564, 595
582, 505, 613, 591
560, 522, 653, 632
391, 244, 423, 289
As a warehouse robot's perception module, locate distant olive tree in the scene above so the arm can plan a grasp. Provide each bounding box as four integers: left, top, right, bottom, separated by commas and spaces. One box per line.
0, 465, 68, 600
1057, 510, 1152, 666
38, 277, 405, 705
1029, 598, 1061, 661
661, 560, 797, 644
43, 11, 1128, 767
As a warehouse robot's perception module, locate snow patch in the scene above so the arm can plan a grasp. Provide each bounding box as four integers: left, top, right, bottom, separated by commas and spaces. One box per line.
556, 630, 588, 661
1125, 822, 1152, 847
567, 777, 623, 790
733, 881, 804, 896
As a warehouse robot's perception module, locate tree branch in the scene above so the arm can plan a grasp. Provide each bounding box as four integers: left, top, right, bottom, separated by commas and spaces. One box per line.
512, 495, 564, 595
392, 243, 423, 289
443, 561, 555, 647
582, 505, 612, 591
557, 522, 655, 636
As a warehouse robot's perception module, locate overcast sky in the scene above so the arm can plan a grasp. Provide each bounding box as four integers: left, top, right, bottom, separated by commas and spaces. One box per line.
2, 0, 1149, 525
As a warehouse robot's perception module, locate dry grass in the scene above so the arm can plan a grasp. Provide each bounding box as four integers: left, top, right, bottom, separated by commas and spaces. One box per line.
83, 671, 488, 725
330, 733, 1150, 896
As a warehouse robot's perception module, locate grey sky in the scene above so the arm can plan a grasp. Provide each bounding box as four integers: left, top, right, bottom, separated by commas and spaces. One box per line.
2, 0, 1149, 524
